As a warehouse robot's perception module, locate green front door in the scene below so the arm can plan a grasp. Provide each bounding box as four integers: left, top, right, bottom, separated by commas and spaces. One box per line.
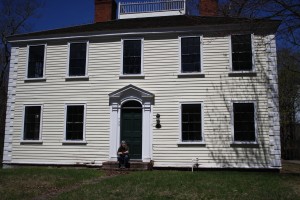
121, 101, 142, 159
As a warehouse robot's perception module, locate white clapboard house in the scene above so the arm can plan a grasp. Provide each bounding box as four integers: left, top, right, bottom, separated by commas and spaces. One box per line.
3, 0, 281, 169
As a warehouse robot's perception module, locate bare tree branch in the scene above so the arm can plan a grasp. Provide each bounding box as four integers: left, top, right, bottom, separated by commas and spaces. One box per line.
0, 0, 43, 165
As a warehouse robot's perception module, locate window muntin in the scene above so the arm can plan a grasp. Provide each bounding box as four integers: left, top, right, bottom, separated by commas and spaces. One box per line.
231, 34, 253, 71
68, 43, 87, 76
181, 104, 202, 141
181, 37, 201, 73
66, 105, 85, 141
123, 40, 142, 75
23, 106, 42, 140
27, 45, 45, 78
233, 103, 256, 142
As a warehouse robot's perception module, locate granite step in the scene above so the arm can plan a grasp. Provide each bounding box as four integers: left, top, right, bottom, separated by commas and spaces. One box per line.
102, 161, 153, 171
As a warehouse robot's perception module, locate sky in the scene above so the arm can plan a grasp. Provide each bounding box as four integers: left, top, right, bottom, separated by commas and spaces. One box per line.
28, 0, 200, 33
28, 0, 162, 32
21, 0, 297, 51
29, 0, 94, 32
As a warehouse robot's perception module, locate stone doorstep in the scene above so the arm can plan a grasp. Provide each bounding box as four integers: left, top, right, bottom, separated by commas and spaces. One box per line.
102, 161, 152, 171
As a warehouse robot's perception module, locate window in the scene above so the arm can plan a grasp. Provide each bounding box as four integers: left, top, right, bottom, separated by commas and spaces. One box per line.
122, 39, 142, 75
68, 42, 87, 76
27, 45, 45, 78
233, 103, 256, 142
181, 103, 203, 142
65, 105, 85, 141
231, 34, 253, 71
180, 36, 201, 73
23, 106, 42, 140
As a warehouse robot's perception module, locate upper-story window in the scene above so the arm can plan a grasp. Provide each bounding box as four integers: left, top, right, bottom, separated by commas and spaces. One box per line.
68, 42, 88, 77
27, 45, 46, 79
122, 39, 143, 75
233, 102, 257, 143
180, 36, 202, 73
231, 34, 253, 71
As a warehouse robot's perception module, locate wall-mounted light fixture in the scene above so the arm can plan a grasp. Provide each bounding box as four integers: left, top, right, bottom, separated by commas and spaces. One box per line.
156, 113, 161, 128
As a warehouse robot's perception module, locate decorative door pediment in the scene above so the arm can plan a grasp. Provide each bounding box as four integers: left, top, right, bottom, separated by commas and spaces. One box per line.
109, 84, 155, 105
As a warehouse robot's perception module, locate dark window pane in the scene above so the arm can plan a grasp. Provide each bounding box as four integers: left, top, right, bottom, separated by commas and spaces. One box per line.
123, 40, 141, 74
233, 103, 256, 142
69, 43, 87, 76
181, 104, 202, 141
232, 35, 253, 71
66, 105, 84, 140
181, 37, 201, 73
28, 46, 45, 78
24, 106, 41, 140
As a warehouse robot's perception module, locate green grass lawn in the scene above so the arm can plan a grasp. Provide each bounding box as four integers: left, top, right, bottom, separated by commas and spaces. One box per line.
55, 171, 300, 200
0, 167, 103, 200
0, 168, 299, 200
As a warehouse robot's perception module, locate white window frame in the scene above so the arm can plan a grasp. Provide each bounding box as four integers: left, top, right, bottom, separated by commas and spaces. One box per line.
231, 100, 258, 144
25, 44, 47, 80
63, 103, 87, 144
229, 34, 255, 73
178, 101, 205, 144
21, 104, 43, 143
120, 38, 144, 77
66, 41, 89, 78
178, 35, 204, 75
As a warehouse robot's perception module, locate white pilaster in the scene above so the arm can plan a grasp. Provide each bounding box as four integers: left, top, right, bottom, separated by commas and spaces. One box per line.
109, 103, 119, 161
142, 102, 152, 162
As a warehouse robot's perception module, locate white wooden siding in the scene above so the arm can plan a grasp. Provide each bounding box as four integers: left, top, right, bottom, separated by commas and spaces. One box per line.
7, 34, 277, 168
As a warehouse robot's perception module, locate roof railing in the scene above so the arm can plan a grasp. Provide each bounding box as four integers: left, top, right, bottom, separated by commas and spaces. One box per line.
118, 0, 186, 19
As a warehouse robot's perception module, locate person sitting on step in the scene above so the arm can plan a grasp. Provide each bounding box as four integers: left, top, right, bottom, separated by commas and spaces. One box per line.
117, 140, 130, 168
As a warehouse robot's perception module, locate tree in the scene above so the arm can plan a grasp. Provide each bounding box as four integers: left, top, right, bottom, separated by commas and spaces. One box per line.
219, 0, 300, 50
0, 0, 43, 164
278, 49, 300, 159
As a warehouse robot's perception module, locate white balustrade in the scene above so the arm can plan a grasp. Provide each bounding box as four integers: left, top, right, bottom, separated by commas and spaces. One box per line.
118, 0, 186, 19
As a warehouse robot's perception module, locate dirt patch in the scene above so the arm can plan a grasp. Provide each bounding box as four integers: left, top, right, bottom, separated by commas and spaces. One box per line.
281, 160, 300, 198
103, 170, 131, 177
33, 170, 131, 200
281, 160, 300, 174
293, 180, 300, 196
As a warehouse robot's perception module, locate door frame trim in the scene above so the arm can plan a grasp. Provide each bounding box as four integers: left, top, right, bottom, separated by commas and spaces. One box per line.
108, 85, 154, 162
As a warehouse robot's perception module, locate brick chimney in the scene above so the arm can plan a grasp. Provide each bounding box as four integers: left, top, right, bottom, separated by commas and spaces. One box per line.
200, 0, 218, 16
95, 0, 117, 23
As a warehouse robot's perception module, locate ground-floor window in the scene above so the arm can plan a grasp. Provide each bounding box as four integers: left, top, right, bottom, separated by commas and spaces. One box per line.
23, 105, 42, 140
65, 104, 86, 141
180, 103, 203, 142
233, 102, 256, 142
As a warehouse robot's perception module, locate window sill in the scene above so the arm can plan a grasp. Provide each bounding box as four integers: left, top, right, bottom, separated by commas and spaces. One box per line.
230, 142, 259, 148
177, 73, 205, 78
62, 140, 87, 145
20, 140, 43, 144
119, 75, 145, 79
65, 76, 89, 81
228, 72, 257, 77
24, 78, 46, 82
177, 142, 206, 146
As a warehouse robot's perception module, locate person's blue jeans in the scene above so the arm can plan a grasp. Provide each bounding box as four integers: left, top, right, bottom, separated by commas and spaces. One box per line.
118, 154, 129, 168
